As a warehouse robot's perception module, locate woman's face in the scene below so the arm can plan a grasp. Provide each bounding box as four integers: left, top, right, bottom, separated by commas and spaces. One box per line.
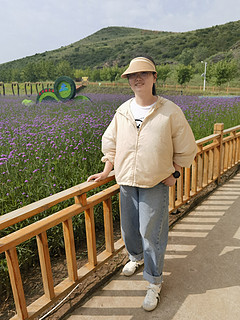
128, 72, 157, 96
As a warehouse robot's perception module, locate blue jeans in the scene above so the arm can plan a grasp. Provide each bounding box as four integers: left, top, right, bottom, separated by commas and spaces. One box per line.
120, 182, 169, 284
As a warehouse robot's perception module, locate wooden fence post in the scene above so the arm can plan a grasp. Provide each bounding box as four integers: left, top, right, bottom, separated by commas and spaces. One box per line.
24, 82, 32, 96
75, 194, 97, 267
36, 232, 55, 299
214, 123, 224, 184
62, 219, 78, 281
47, 82, 54, 89
5, 248, 28, 319
12, 82, 19, 96
36, 82, 44, 93
0, 82, 5, 95
103, 199, 114, 253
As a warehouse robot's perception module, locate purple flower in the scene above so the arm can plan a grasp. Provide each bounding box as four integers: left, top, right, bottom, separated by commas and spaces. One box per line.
1, 93, 240, 217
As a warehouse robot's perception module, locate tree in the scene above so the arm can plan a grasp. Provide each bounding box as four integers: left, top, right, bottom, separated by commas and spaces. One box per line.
74, 69, 86, 81
213, 60, 237, 86
55, 60, 74, 78
91, 69, 101, 82
108, 65, 121, 82
11, 68, 22, 82
156, 64, 171, 84
43, 61, 56, 80
100, 67, 109, 81
193, 46, 209, 63
0, 68, 11, 82
178, 48, 194, 66
21, 63, 38, 82
176, 65, 193, 86
37, 62, 48, 81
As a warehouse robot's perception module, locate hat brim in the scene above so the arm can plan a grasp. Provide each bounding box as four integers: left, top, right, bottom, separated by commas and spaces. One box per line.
121, 57, 157, 78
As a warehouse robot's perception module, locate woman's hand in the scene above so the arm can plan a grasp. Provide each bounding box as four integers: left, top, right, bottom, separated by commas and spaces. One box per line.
162, 162, 181, 187
87, 172, 108, 182
87, 160, 113, 183
162, 175, 177, 187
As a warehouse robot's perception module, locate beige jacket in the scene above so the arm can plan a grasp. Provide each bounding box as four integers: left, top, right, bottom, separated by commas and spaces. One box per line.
101, 96, 197, 188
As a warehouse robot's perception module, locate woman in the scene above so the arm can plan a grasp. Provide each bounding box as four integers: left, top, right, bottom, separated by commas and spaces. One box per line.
87, 56, 197, 311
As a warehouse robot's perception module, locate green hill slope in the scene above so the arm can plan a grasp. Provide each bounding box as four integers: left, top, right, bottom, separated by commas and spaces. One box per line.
1, 20, 240, 70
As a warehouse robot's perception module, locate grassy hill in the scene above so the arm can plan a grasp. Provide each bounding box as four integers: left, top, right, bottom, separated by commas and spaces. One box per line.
1, 20, 240, 71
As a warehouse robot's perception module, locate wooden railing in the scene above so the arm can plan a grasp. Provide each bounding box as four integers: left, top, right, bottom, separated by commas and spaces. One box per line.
161, 84, 240, 94
88, 82, 240, 94
1, 82, 240, 96
0, 82, 54, 96
0, 123, 240, 320
169, 123, 240, 212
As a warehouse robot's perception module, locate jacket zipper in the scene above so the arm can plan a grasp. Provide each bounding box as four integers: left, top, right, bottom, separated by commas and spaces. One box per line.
118, 103, 158, 185
132, 127, 140, 184
132, 106, 157, 184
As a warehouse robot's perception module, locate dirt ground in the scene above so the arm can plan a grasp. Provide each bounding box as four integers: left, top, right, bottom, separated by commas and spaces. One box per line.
1, 166, 238, 320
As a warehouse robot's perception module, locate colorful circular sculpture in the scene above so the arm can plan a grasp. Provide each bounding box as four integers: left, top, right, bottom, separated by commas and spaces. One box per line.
36, 88, 59, 103
33, 76, 90, 104
54, 76, 76, 101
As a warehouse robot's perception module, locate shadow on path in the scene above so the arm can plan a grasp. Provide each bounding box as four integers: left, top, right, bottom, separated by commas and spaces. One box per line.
66, 173, 240, 320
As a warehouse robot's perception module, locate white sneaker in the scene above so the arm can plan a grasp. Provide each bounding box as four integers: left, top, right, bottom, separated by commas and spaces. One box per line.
122, 260, 144, 276
142, 283, 162, 311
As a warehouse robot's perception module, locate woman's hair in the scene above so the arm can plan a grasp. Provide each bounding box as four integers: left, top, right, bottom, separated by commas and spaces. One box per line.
136, 55, 157, 95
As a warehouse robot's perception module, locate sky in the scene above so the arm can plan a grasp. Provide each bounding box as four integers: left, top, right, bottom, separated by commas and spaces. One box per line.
0, 0, 239, 64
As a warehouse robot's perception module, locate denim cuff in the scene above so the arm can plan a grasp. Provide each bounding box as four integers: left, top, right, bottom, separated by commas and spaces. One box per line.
129, 253, 144, 262
143, 270, 163, 285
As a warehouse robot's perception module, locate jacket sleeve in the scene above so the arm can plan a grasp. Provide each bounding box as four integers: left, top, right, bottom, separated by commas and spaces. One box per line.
171, 108, 198, 168
101, 114, 117, 165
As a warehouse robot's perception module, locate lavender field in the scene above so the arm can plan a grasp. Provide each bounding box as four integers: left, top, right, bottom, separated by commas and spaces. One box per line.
1, 93, 240, 216
0, 93, 240, 295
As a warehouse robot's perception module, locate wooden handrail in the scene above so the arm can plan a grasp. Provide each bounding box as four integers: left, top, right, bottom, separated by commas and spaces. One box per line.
1, 123, 240, 320
0, 172, 116, 231
196, 133, 220, 146
0, 184, 119, 253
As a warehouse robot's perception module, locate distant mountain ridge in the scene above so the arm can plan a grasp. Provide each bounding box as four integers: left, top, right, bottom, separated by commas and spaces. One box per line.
1, 20, 240, 70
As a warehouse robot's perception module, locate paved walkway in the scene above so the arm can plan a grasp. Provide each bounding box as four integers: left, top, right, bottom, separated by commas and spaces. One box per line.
66, 172, 240, 320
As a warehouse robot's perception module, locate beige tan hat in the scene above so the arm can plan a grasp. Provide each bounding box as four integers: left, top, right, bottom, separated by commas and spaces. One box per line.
121, 57, 157, 78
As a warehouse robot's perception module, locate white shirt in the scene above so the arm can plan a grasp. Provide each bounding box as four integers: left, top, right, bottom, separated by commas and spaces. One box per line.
130, 98, 156, 129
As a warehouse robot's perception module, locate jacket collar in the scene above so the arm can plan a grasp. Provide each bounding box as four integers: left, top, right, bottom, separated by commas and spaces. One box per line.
117, 96, 163, 119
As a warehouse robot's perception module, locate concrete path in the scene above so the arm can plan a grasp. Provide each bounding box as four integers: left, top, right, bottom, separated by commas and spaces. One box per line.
66, 172, 240, 320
